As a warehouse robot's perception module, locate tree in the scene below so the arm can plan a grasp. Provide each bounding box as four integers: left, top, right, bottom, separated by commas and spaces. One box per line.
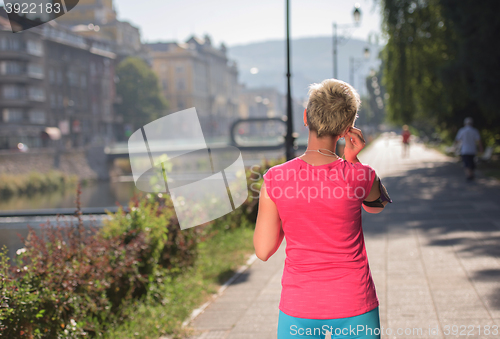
380, 0, 500, 142
439, 0, 500, 141
115, 57, 168, 132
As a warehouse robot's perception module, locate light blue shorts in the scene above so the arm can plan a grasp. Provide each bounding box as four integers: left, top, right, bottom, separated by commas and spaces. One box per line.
277, 306, 380, 339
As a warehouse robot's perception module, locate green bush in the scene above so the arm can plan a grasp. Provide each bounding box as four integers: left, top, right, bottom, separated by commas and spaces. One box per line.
101, 195, 199, 279
0, 171, 78, 198
0, 157, 284, 338
0, 222, 148, 338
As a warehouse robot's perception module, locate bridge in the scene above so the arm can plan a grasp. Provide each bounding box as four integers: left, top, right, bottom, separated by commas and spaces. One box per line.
104, 118, 309, 161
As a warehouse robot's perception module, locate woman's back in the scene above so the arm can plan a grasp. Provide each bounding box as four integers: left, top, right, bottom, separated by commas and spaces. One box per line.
264, 157, 379, 319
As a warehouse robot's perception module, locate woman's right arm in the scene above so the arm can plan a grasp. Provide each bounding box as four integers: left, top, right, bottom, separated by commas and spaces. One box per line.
344, 127, 390, 214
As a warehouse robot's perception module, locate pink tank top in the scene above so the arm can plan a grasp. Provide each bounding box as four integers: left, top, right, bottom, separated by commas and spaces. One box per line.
263, 157, 379, 319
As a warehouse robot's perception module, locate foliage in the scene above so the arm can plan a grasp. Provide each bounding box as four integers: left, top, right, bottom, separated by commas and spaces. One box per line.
115, 57, 168, 133
360, 64, 387, 127
0, 171, 78, 198
0, 221, 147, 338
380, 0, 500, 141
0, 158, 282, 338
101, 195, 199, 279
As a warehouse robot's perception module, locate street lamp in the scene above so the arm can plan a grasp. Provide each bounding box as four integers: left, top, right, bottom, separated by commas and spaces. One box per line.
349, 47, 370, 89
353, 3, 361, 23
363, 47, 370, 59
332, 3, 362, 79
285, 0, 295, 161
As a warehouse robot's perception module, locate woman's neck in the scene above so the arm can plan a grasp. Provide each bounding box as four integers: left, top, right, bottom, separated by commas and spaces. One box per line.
298, 131, 341, 165
306, 131, 340, 151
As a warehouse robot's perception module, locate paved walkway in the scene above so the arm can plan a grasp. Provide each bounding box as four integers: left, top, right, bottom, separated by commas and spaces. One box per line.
186, 135, 500, 339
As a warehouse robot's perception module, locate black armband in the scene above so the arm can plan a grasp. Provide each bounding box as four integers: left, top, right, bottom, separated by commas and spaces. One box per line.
362, 178, 392, 208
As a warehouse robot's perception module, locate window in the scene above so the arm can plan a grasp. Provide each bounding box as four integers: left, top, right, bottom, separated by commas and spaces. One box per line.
176, 79, 185, 90
162, 79, 168, 91
0, 61, 23, 75
176, 65, 184, 73
90, 62, 97, 76
56, 70, 63, 85
58, 94, 63, 107
102, 81, 109, 98
177, 98, 185, 110
0, 37, 21, 51
28, 63, 44, 79
50, 94, 56, 108
67, 70, 79, 86
28, 87, 45, 101
3, 85, 25, 99
80, 74, 87, 88
2, 108, 23, 122
29, 110, 46, 124
49, 68, 55, 83
26, 40, 43, 56
103, 105, 110, 117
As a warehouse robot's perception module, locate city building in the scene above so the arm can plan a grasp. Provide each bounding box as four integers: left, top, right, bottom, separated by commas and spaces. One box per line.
238, 85, 308, 143
238, 85, 284, 119
146, 35, 239, 139
55, 0, 143, 59
0, 7, 118, 150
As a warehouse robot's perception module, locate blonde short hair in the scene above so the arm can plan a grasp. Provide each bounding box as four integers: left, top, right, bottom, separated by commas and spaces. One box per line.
306, 79, 360, 138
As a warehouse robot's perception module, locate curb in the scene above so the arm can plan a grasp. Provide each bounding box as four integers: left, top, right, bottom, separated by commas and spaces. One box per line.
180, 253, 258, 328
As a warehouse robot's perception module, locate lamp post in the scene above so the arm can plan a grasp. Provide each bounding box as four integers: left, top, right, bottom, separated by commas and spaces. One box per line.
285, 0, 295, 161
349, 47, 370, 87
332, 3, 362, 79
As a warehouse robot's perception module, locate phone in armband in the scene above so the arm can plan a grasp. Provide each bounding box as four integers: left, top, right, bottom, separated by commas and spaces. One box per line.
362, 178, 392, 208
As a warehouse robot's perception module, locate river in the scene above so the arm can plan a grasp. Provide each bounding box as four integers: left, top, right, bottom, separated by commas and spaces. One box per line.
0, 148, 288, 257
0, 179, 142, 258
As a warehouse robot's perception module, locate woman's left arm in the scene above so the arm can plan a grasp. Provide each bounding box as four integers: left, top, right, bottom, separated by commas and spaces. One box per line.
253, 182, 284, 261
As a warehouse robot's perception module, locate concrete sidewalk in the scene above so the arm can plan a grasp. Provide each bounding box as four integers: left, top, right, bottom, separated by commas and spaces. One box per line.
186, 135, 500, 339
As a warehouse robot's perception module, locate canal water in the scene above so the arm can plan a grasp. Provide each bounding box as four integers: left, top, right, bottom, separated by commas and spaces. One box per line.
0, 180, 140, 211
0, 149, 287, 257
0, 179, 143, 258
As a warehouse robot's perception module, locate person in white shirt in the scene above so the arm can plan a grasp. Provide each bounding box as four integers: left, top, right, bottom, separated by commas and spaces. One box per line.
454, 117, 483, 181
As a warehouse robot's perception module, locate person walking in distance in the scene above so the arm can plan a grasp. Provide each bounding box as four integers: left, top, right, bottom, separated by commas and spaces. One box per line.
401, 125, 411, 157
454, 117, 483, 181
254, 79, 392, 339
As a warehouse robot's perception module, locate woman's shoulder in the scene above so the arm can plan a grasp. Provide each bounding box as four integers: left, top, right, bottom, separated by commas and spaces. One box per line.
264, 158, 301, 174
340, 159, 375, 171
337, 160, 377, 182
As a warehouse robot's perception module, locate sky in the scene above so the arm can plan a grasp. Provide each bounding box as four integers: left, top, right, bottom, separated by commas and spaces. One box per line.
0, 0, 385, 46
113, 0, 384, 46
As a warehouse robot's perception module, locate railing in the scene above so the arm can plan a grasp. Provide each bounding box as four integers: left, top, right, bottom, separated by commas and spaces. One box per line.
229, 117, 306, 151
0, 206, 126, 218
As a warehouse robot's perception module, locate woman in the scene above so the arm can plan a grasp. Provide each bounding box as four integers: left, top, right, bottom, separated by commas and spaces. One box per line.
254, 79, 391, 339
401, 125, 411, 158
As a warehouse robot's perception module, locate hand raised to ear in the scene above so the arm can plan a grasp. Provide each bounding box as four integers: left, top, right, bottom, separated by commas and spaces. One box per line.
344, 127, 365, 163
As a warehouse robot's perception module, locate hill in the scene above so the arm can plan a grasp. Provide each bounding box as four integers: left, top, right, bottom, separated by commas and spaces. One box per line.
228, 36, 383, 99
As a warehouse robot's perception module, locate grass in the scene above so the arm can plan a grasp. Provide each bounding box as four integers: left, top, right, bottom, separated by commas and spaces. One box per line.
423, 141, 452, 155
0, 170, 79, 197
477, 156, 500, 181
104, 226, 256, 339
423, 141, 500, 181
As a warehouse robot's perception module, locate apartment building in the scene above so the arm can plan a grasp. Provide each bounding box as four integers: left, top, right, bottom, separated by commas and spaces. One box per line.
146, 35, 239, 139
0, 8, 117, 149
